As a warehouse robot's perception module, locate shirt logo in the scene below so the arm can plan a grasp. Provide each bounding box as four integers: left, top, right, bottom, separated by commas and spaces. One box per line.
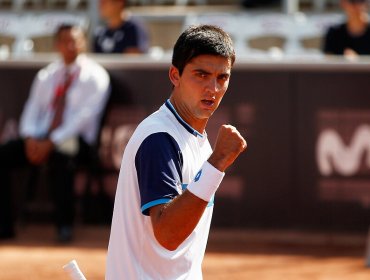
194, 169, 202, 182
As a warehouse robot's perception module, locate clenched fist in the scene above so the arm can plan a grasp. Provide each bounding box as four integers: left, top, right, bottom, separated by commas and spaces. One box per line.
208, 125, 247, 172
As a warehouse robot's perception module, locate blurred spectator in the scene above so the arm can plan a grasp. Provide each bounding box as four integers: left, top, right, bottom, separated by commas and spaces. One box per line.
0, 24, 110, 242
93, 0, 149, 54
323, 0, 370, 56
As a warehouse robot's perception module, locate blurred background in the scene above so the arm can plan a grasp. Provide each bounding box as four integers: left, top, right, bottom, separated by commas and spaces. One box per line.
0, 0, 351, 58
0, 1, 370, 278
0, 0, 369, 232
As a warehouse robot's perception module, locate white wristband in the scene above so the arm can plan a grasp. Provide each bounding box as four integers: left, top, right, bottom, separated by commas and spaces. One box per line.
186, 161, 225, 202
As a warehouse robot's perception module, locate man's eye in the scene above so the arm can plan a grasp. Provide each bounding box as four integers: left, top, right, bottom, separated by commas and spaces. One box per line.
196, 72, 207, 78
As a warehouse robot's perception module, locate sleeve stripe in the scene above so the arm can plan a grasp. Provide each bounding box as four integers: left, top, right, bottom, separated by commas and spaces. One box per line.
141, 198, 172, 214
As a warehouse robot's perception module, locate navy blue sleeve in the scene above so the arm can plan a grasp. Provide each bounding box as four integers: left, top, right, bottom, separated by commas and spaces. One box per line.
135, 132, 183, 216
126, 20, 149, 53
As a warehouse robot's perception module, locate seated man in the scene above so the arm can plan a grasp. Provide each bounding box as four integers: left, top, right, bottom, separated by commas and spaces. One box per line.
93, 0, 149, 54
323, 0, 370, 56
0, 24, 111, 242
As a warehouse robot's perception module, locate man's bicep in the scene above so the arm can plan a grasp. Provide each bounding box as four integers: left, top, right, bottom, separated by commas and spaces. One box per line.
149, 204, 163, 224
135, 132, 183, 216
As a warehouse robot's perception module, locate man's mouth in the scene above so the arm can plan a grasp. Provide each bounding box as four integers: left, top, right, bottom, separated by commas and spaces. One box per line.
201, 100, 215, 107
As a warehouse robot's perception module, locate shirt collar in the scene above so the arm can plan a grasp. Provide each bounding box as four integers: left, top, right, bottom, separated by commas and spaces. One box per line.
165, 99, 203, 138
59, 54, 84, 74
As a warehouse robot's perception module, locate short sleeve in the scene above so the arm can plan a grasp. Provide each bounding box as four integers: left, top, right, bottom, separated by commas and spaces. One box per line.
135, 132, 183, 215
323, 27, 336, 54
126, 20, 149, 53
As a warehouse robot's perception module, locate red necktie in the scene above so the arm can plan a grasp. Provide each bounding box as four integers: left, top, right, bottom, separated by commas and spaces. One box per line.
47, 69, 74, 135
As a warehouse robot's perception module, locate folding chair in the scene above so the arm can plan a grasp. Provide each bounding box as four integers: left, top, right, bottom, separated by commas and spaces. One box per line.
183, 13, 244, 55
285, 12, 344, 55
12, 0, 43, 10
0, 13, 25, 55
243, 13, 293, 55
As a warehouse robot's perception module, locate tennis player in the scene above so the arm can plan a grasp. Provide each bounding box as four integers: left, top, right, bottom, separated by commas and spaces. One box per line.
106, 24, 247, 280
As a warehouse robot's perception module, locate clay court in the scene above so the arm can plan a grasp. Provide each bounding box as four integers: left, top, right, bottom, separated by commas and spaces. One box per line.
1, 225, 369, 279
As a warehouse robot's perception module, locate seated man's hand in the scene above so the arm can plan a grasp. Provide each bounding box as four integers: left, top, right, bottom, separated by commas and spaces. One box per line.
344, 48, 359, 60
25, 138, 54, 165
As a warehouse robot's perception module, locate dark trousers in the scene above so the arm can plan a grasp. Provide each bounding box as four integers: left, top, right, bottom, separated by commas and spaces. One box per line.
0, 138, 92, 233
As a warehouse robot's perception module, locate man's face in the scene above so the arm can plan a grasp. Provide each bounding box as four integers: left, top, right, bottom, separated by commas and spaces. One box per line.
170, 54, 232, 124
99, 0, 123, 19
56, 28, 85, 65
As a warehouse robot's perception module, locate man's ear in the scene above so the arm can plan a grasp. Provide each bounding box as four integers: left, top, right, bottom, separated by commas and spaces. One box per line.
169, 65, 180, 87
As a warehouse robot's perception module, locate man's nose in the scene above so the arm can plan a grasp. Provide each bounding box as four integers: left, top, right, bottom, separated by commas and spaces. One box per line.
67, 41, 77, 51
205, 78, 220, 94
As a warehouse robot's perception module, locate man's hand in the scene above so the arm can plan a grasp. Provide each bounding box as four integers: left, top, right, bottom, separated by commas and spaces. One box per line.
208, 125, 247, 172
25, 138, 38, 164
25, 138, 54, 165
344, 48, 359, 61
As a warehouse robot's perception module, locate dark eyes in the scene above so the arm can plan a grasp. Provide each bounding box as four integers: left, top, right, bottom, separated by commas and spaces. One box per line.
196, 72, 208, 78
195, 72, 229, 81
218, 75, 229, 81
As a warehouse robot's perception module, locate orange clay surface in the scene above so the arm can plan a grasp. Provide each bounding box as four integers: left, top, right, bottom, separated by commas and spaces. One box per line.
0, 225, 369, 280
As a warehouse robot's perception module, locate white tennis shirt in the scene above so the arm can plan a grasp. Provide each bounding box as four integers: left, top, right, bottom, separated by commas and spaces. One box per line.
106, 100, 216, 280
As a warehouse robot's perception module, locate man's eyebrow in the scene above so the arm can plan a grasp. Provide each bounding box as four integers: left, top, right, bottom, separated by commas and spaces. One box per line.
192, 68, 231, 76
192, 69, 211, 74
219, 72, 230, 76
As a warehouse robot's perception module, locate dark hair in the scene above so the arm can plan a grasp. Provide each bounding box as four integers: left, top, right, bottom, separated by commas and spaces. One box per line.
54, 23, 80, 41
172, 25, 235, 75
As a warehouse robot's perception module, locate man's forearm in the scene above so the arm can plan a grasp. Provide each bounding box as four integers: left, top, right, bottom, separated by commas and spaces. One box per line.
150, 190, 208, 251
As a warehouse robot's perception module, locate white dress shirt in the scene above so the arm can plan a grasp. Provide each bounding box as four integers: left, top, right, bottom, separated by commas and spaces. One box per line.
19, 54, 110, 146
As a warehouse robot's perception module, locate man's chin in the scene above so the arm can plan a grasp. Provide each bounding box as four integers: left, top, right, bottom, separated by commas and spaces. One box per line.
196, 111, 214, 120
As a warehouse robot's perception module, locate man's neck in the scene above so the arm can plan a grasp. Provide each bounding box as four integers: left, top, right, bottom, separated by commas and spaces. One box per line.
63, 55, 79, 67
347, 13, 369, 35
169, 96, 207, 135
108, 13, 125, 29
